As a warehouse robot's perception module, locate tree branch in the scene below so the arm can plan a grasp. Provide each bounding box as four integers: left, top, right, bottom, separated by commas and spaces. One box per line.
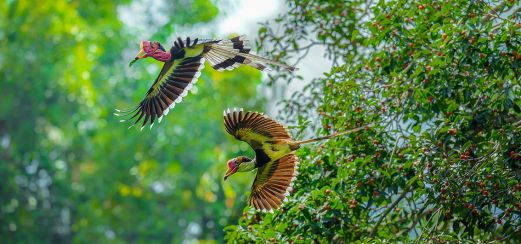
482, 2, 506, 22
369, 186, 413, 237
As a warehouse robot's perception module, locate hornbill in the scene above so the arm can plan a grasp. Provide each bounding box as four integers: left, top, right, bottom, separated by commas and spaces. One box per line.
116, 36, 296, 130
222, 108, 371, 211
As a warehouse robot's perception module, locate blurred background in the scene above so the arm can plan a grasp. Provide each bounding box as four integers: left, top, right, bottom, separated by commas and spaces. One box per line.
0, 0, 300, 242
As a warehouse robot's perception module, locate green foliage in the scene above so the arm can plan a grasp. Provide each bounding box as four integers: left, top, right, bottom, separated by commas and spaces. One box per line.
1, 0, 258, 242
226, 0, 521, 242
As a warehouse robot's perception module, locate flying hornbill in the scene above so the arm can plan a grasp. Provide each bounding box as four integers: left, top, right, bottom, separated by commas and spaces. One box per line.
116, 36, 296, 130
222, 108, 371, 211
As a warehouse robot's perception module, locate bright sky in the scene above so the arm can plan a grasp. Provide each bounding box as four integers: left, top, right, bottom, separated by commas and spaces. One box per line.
216, 0, 282, 36
215, 0, 331, 104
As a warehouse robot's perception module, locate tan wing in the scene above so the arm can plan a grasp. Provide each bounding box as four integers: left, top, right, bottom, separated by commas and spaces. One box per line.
223, 108, 292, 150
249, 153, 298, 211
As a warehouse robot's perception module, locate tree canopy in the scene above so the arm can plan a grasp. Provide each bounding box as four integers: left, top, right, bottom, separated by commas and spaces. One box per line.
225, 0, 521, 242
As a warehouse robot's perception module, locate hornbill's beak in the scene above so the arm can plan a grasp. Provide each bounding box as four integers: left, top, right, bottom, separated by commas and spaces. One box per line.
223, 165, 238, 181
129, 49, 146, 67
129, 41, 147, 67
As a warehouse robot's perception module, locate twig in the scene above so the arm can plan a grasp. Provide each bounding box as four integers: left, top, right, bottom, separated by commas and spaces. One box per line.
398, 204, 430, 237
369, 186, 413, 237
482, 2, 506, 22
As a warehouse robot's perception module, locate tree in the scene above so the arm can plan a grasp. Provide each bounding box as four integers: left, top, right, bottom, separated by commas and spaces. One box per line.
225, 0, 521, 242
1, 0, 259, 242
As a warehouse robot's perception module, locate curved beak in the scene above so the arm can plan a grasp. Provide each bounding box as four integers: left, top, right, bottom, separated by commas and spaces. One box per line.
223, 165, 238, 181
129, 49, 146, 67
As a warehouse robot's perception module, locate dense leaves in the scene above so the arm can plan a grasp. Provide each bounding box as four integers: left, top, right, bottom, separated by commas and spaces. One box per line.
0, 0, 260, 242
226, 0, 521, 242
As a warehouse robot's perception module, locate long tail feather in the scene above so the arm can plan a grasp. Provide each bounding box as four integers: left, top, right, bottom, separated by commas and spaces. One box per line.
235, 52, 297, 71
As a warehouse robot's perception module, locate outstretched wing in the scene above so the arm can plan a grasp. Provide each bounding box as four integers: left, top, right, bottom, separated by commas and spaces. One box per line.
204, 35, 296, 72
249, 153, 299, 211
223, 108, 292, 150
118, 37, 216, 129
120, 55, 205, 130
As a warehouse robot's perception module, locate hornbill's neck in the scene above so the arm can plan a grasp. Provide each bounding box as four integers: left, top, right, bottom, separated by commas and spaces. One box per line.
148, 47, 172, 62
237, 157, 256, 172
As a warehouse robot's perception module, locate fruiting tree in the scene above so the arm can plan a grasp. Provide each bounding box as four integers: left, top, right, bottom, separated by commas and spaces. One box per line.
225, 0, 520, 242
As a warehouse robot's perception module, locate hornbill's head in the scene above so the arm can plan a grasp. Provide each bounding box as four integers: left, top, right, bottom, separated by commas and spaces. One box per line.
223, 156, 252, 180
129, 40, 169, 66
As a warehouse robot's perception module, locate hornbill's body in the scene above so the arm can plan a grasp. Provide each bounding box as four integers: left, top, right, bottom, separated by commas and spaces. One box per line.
222, 109, 370, 211
117, 36, 296, 130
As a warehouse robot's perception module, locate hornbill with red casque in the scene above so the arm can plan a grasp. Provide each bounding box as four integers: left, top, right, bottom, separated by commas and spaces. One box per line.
116, 36, 296, 130
222, 108, 371, 211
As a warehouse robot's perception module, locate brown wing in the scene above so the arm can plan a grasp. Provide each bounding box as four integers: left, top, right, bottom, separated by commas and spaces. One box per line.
249, 153, 298, 211
118, 56, 205, 130
223, 108, 292, 150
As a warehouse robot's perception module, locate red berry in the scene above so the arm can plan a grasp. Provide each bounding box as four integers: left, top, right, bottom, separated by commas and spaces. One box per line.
448, 129, 457, 135
368, 179, 374, 186
357, 182, 363, 188
325, 189, 331, 195
419, 4, 425, 10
